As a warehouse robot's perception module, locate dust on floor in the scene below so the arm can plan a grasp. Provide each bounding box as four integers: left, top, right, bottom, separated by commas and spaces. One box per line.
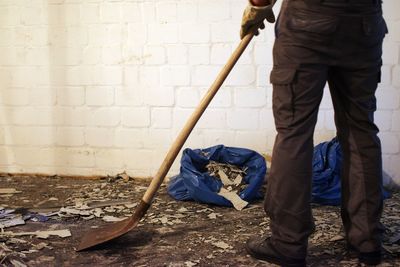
0, 174, 399, 266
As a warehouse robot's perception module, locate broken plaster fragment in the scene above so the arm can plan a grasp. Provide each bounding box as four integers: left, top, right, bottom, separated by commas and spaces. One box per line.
102, 215, 126, 222
104, 207, 116, 213
233, 174, 243, 186
124, 203, 137, 209
92, 208, 104, 218
218, 170, 234, 186
329, 235, 345, 242
116, 171, 130, 182
178, 207, 188, 213
0, 188, 21, 194
59, 207, 91, 216
35, 242, 49, 250
0, 216, 25, 229
172, 219, 183, 224
207, 213, 217, 219
0, 229, 72, 239
8, 237, 28, 244
196, 208, 214, 213
184, 260, 199, 267
9, 260, 27, 267
212, 241, 232, 250
160, 216, 169, 224
82, 215, 95, 220
217, 188, 248, 211
118, 193, 127, 198
36, 230, 71, 239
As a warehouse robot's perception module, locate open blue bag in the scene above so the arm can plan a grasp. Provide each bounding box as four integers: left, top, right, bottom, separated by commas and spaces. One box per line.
312, 137, 391, 205
167, 145, 267, 207
311, 138, 342, 205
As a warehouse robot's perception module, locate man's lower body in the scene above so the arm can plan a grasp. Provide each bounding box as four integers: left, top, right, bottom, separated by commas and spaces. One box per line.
246, 0, 387, 265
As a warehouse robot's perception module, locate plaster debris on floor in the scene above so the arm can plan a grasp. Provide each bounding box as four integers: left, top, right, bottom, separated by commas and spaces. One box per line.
0, 173, 399, 266
1, 229, 72, 239
0, 188, 21, 194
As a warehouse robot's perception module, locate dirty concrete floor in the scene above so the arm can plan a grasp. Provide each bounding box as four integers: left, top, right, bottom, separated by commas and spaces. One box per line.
0, 175, 399, 267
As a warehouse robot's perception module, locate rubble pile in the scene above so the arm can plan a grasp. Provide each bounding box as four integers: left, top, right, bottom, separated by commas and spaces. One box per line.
206, 161, 249, 210
206, 161, 248, 193
0, 173, 399, 266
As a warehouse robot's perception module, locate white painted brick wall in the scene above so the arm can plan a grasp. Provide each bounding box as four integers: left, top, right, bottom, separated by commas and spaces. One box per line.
121, 107, 150, 127
375, 110, 393, 131
176, 87, 200, 108
114, 128, 144, 149
227, 108, 259, 130
56, 127, 85, 147
207, 88, 232, 108
188, 45, 210, 65
0, 0, 399, 185
86, 127, 115, 148
234, 87, 267, 107
151, 110, 171, 131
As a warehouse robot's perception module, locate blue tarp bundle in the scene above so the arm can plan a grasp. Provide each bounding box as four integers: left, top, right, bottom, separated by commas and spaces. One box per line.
168, 139, 390, 207
311, 137, 390, 205
311, 138, 342, 205
167, 145, 267, 207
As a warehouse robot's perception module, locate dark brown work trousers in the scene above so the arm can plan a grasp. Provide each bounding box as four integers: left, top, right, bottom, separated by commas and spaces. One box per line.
265, 0, 387, 259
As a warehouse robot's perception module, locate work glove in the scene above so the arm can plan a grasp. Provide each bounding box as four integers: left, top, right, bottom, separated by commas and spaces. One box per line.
240, 0, 276, 39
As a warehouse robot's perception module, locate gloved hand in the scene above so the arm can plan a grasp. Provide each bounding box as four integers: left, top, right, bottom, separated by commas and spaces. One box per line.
240, 0, 276, 39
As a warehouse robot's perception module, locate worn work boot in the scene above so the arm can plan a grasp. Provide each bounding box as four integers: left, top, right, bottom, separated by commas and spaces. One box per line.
347, 244, 382, 265
246, 236, 306, 267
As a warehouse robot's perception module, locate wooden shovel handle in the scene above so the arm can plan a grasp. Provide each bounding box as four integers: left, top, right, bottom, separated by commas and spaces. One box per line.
142, 32, 255, 204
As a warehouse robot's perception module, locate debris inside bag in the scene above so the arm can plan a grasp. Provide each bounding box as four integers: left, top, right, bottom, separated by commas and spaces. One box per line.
206, 161, 248, 191
167, 145, 267, 207
206, 161, 249, 210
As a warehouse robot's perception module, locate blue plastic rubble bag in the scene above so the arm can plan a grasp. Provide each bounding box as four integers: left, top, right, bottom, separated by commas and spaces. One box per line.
311, 138, 342, 205
167, 145, 267, 207
311, 138, 391, 206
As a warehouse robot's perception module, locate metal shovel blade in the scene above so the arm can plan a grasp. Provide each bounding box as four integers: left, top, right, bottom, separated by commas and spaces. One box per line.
77, 200, 149, 251
76, 31, 255, 251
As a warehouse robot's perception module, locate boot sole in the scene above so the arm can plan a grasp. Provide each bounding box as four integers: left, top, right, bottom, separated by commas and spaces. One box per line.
245, 245, 307, 267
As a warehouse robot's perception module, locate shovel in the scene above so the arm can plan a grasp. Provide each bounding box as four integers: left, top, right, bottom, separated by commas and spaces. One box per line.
77, 30, 257, 251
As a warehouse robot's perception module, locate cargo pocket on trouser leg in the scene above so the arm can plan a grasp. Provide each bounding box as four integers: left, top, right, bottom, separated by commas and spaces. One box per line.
361, 14, 388, 47
270, 68, 297, 129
